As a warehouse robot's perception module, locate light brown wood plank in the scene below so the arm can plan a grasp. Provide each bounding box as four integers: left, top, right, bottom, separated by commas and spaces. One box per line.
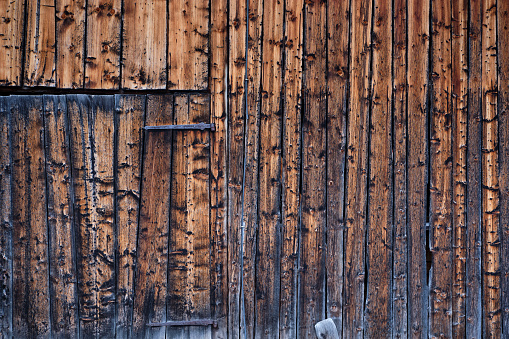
132, 94, 172, 339
168, 0, 209, 90
115, 95, 145, 338
122, 0, 166, 89
24, 0, 56, 86
85, 0, 121, 89
11, 96, 51, 338
0, 0, 25, 86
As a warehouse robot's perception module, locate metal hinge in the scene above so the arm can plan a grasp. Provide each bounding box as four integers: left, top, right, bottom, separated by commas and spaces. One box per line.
144, 123, 215, 131
147, 319, 218, 328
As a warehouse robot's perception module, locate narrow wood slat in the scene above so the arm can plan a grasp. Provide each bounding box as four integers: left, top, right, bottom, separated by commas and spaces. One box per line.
392, 0, 408, 336
168, 0, 209, 90
407, 0, 430, 337
466, 1, 482, 337
451, 1, 468, 337
481, 0, 501, 337
364, 0, 393, 336
0, 0, 25, 86
85, 0, 121, 89
68, 95, 115, 338
115, 95, 145, 338
430, 0, 453, 337
132, 94, 172, 339
11, 96, 51, 338
24, 0, 56, 86
56, 0, 85, 88
254, 0, 284, 335
43, 95, 78, 338
326, 0, 349, 334
0, 97, 12, 338
343, 0, 372, 336
122, 0, 166, 89
167, 94, 211, 339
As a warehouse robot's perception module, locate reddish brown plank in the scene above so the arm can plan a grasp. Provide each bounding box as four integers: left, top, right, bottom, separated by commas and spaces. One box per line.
167, 0, 209, 90
115, 95, 145, 338
43, 95, 78, 338
132, 94, 173, 339
11, 96, 51, 338
0, 0, 25, 86
85, 0, 121, 88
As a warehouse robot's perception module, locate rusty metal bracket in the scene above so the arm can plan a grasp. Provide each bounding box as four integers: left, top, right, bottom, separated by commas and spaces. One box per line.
144, 123, 215, 131
147, 320, 218, 328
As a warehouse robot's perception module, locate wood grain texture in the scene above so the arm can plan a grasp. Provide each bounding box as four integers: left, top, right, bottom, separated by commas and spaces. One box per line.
68, 95, 116, 338
167, 94, 211, 339
430, 0, 453, 337
0, 97, 12, 338
392, 0, 408, 336
0, 0, 25, 86
481, 0, 501, 337
132, 94, 172, 339
56, 0, 85, 88
407, 0, 429, 337
43, 95, 78, 338
279, 0, 303, 337
167, 0, 209, 90
85, 0, 121, 89
343, 0, 372, 336
326, 0, 349, 335
24, 0, 56, 86
122, 0, 166, 89
11, 96, 51, 338
115, 95, 145, 338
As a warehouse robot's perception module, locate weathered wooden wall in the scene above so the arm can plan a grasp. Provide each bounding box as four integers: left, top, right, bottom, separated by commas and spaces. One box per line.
1, 0, 509, 338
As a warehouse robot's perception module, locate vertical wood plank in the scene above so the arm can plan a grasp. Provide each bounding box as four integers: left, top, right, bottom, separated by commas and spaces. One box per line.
56, 0, 85, 88
209, 0, 229, 335
407, 0, 430, 337
168, 0, 209, 90
0, 0, 25, 86
254, 0, 284, 335
0, 97, 12, 338
43, 95, 79, 338
85, 0, 121, 89
122, 0, 167, 89
68, 95, 116, 338
167, 94, 211, 339
343, 0, 372, 336
326, 0, 349, 334
24, 0, 56, 86
132, 94, 172, 339
11, 96, 51, 338
392, 0, 408, 336
451, 0, 468, 337
481, 0, 501, 337
364, 0, 393, 336
430, 0, 453, 337
466, 1, 482, 337
115, 95, 145, 338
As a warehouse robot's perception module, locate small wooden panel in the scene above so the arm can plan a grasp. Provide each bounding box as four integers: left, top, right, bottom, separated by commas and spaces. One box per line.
279, 0, 303, 337
68, 95, 116, 338
0, 0, 25, 86
122, 0, 167, 89
115, 95, 145, 338
56, 0, 85, 88
85, 0, 121, 89
0, 97, 12, 337
24, 0, 56, 86
168, 0, 209, 90
481, 0, 501, 337
343, 0, 372, 337
167, 94, 211, 339
11, 96, 51, 338
132, 94, 172, 339
43, 95, 78, 338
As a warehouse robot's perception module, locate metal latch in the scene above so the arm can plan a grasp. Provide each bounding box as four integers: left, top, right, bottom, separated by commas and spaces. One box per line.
147, 319, 218, 328
144, 123, 215, 131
